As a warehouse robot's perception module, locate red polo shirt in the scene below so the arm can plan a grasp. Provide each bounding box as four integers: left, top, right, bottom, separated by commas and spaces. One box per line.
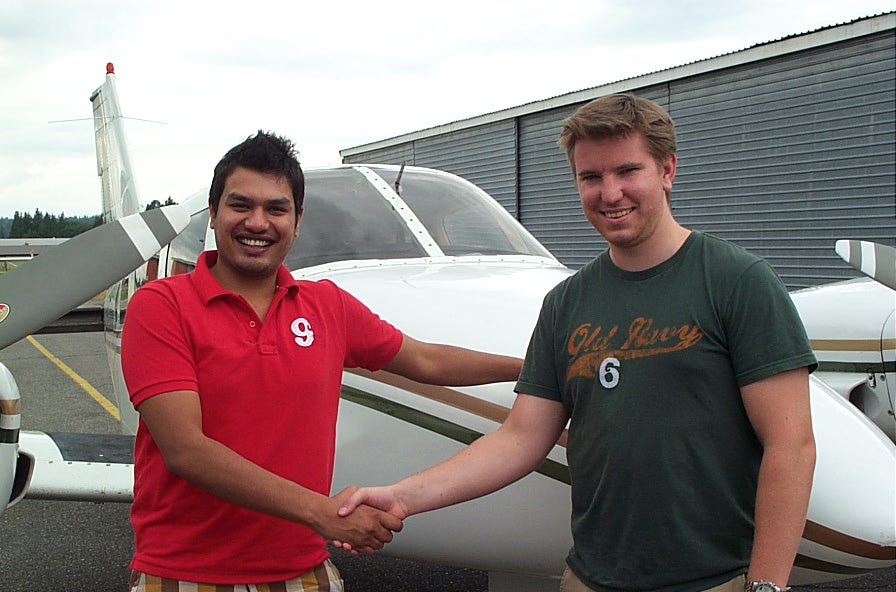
122, 251, 403, 583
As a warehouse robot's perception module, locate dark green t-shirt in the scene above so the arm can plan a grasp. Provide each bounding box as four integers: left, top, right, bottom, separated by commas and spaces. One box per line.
516, 232, 816, 592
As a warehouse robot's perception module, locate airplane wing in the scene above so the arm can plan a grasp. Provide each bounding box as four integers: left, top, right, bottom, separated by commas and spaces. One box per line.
16, 431, 134, 502
835, 239, 896, 291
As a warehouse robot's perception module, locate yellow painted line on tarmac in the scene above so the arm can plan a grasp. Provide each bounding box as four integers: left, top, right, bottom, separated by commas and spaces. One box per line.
26, 335, 120, 421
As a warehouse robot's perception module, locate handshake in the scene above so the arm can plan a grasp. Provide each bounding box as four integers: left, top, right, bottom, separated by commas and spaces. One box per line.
320, 485, 407, 556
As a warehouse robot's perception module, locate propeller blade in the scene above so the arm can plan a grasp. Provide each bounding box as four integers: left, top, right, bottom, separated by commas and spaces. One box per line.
835, 239, 896, 291
0, 204, 190, 349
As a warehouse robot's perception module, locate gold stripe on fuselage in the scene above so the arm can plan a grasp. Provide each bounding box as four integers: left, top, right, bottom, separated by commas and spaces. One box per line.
803, 520, 896, 561
811, 338, 896, 352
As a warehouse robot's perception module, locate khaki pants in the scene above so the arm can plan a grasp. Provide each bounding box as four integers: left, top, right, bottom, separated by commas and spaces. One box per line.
560, 567, 745, 592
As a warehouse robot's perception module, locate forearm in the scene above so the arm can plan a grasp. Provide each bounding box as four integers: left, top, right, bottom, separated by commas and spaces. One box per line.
387, 340, 523, 386
433, 347, 522, 385
140, 390, 399, 553
164, 434, 327, 528
748, 438, 817, 586
393, 395, 566, 516
394, 426, 544, 516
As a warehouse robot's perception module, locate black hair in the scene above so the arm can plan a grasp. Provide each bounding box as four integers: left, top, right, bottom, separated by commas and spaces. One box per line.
208, 130, 304, 215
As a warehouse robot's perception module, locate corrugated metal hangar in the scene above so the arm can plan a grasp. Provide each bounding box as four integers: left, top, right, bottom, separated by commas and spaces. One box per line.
341, 13, 895, 290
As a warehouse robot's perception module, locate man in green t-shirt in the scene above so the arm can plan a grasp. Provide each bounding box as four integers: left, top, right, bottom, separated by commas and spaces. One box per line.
337, 94, 817, 592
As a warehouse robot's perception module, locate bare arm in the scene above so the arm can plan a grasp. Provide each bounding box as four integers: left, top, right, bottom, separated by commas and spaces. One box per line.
741, 367, 816, 587
337, 393, 567, 522
382, 335, 523, 386
138, 390, 402, 554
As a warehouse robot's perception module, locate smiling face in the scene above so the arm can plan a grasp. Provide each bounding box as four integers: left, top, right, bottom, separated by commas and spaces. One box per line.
573, 132, 682, 270
208, 166, 302, 292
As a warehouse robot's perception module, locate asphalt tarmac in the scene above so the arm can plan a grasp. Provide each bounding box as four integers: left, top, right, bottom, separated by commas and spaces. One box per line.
0, 333, 892, 591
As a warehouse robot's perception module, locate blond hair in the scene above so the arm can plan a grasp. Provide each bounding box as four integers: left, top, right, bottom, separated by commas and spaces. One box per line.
558, 94, 677, 175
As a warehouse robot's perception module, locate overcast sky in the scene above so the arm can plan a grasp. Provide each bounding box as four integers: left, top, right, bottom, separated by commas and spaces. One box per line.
0, 0, 892, 220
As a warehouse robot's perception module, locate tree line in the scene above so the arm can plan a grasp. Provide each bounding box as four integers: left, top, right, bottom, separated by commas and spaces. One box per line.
2, 198, 177, 238
4, 210, 101, 238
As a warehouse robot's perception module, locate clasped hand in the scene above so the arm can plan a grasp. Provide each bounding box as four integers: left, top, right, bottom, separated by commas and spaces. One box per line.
331, 485, 407, 555
319, 486, 403, 555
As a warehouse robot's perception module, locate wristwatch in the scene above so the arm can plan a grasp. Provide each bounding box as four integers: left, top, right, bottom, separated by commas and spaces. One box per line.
745, 581, 791, 592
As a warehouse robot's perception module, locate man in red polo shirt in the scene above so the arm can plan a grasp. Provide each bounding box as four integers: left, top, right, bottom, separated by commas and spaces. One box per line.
121, 131, 523, 591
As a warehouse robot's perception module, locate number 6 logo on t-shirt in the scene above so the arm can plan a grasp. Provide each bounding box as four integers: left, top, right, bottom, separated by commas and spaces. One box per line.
599, 356, 620, 389
291, 317, 314, 347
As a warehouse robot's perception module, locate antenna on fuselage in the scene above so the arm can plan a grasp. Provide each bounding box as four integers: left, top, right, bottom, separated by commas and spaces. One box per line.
394, 162, 405, 195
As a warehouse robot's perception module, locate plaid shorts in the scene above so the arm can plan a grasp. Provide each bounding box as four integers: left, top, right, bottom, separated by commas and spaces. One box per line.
128, 559, 344, 592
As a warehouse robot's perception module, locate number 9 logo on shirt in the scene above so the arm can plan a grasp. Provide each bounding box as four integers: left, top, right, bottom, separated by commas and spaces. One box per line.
291, 317, 314, 347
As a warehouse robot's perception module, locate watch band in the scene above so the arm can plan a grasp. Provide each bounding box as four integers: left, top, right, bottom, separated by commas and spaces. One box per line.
745, 580, 792, 592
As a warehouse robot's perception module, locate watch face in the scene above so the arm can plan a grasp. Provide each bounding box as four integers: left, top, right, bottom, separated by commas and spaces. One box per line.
751, 583, 780, 592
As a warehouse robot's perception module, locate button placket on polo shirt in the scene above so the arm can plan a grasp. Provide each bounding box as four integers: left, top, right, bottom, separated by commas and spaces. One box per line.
255, 289, 285, 356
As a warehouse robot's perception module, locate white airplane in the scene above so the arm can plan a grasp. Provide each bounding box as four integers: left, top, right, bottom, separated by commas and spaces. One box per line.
2, 64, 894, 591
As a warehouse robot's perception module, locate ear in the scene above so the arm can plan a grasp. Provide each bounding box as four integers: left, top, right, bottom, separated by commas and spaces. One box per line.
208, 201, 216, 229
661, 153, 677, 194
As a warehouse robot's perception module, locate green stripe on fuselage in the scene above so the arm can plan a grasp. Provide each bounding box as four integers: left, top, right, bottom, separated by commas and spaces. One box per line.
816, 361, 895, 374
793, 553, 882, 575
340, 385, 570, 485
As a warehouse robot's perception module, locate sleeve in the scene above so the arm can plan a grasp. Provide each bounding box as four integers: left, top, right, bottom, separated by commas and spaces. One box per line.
515, 291, 564, 401
120, 282, 199, 408
334, 283, 403, 370
723, 260, 818, 388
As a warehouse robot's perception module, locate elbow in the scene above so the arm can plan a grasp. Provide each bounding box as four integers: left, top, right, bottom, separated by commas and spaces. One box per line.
157, 442, 205, 481
803, 432, 817, 475
160, 449, 192, 479
761, 429, 816, 481
797, 420, 817, 469
780, 430, 817, 481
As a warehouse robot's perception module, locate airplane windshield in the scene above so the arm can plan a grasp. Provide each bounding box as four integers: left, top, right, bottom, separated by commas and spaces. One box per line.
285, 166, 552, 270
286, 168, 428, 269
368, 166, 552, 258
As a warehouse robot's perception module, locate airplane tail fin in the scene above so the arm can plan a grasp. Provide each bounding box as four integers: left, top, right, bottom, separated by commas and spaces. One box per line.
90, 63, 141, 222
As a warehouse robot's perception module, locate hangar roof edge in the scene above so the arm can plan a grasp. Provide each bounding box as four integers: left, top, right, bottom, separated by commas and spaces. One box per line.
341, 12, 895, 158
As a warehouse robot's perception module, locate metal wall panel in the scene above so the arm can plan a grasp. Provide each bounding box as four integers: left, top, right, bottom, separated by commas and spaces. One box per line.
669, 31, 895, 288
413, 121, 518, 215
516, 107, 584, 263
343, 143, 415, 168
343, 25, 895, 289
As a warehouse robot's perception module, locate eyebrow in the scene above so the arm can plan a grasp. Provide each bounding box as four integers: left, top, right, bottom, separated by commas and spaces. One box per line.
224, 193, 293, 207
577, 161, 644, 176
